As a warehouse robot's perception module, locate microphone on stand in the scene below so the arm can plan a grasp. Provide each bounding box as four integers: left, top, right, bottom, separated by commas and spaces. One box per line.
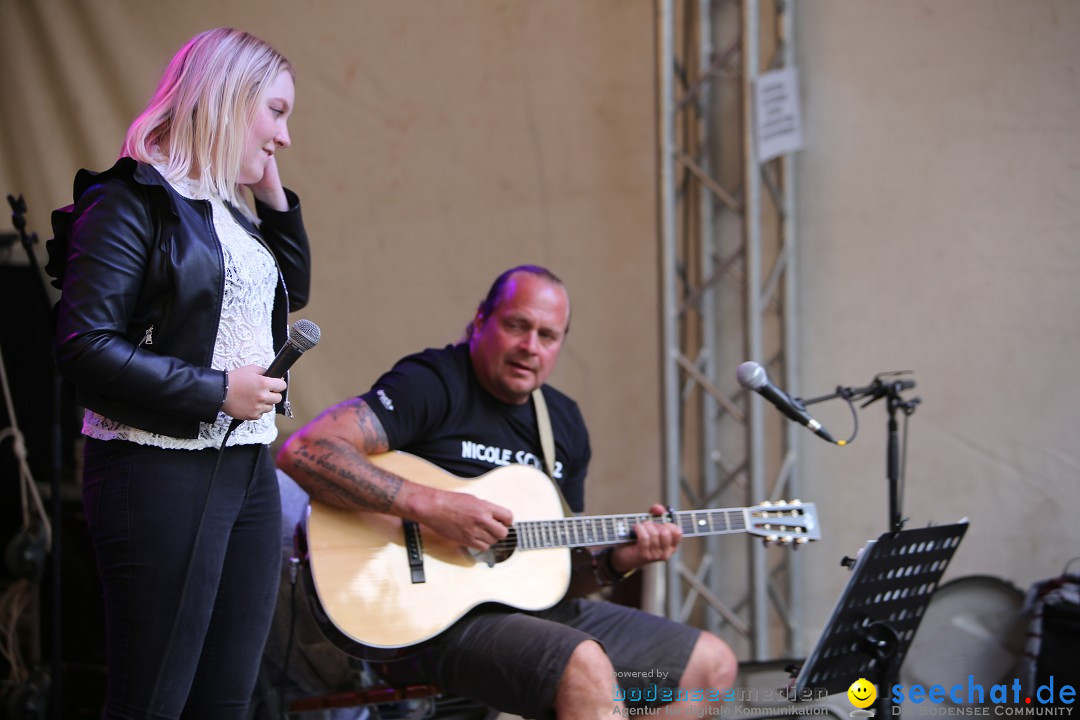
229, 319, 321, 432
736, 361, 840, 445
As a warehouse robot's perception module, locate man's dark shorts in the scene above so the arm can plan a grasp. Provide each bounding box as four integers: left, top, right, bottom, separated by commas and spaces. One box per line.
377, 597, 701, 719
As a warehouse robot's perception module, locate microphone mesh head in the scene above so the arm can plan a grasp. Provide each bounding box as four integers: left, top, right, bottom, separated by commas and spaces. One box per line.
736, 361, 767, 390
289, 319, 321, 352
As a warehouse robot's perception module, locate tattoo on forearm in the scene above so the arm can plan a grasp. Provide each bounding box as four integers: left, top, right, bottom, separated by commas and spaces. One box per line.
289, 399, 400, 512
293, 440, 402, 511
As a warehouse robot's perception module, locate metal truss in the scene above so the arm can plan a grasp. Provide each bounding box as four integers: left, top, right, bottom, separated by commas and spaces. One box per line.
657, 0, 805, 662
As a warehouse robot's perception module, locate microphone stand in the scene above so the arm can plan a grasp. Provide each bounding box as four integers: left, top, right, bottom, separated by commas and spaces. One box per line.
792, 372, 923, 717
798, 372, 921, 534
7, 193, 63, 719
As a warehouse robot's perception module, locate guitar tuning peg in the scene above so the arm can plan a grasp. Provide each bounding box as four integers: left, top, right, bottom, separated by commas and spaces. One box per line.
796, 537, 809, 545
791, 499, 802, 505
763, 523, 773, 530
761, 500, 773, 507
766, 534, 779, 544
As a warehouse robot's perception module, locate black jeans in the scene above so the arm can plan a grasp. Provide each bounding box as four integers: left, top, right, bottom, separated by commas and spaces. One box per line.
82, 439, 281, 719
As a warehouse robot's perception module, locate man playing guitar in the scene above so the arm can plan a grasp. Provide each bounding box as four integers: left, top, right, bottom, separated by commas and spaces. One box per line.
277, 265, 737, 719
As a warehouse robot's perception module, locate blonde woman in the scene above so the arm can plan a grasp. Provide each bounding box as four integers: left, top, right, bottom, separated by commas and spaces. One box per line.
47, 28, 310, 718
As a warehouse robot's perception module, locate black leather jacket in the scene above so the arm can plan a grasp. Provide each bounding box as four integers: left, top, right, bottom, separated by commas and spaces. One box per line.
46, 157, 311, 439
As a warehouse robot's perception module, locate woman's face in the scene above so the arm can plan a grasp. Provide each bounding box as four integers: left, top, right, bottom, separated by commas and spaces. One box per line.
238, 69, 295, 185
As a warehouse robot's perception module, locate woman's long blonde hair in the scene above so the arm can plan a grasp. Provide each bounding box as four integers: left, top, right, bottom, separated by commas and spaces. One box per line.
122, 28, 293, 219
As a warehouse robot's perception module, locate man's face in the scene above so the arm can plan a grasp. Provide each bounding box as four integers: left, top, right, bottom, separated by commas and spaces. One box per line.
469, 273, 570, 405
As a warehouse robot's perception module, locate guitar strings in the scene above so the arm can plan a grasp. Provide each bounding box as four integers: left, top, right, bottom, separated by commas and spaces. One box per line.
486, 507, 804, 553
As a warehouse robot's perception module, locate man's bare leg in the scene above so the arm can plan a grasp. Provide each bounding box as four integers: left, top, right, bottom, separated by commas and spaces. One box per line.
554, 640, 624, 719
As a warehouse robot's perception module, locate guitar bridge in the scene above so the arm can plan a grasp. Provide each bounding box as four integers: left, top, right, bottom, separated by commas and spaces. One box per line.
402, 520, 426, 584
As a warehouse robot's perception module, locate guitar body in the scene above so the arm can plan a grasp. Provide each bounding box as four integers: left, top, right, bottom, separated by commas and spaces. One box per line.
304, 452, 571, 659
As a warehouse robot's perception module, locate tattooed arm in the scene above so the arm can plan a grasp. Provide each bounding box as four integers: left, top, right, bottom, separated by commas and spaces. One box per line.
276, 397, 512, 550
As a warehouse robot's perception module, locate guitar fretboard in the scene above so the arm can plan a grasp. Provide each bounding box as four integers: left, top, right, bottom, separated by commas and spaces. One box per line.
514, 509, 748, 551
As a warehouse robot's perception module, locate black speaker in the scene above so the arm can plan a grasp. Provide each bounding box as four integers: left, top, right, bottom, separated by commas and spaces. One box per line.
1035, 601, 1080, 706
0, 265, 80, 546
1, 263, 92, 719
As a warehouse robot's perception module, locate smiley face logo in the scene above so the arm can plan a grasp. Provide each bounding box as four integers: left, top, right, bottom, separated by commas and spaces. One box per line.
847, 678, 877, 709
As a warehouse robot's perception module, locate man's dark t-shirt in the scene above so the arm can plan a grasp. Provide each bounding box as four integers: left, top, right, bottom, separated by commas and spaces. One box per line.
359, 343, 591, 512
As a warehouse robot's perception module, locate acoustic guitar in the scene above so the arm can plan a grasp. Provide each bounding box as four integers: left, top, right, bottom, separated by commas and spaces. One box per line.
302, 451, 820, 660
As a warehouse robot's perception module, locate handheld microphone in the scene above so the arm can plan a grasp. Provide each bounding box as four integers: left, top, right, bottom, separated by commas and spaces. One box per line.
265, 318, 321, 378
736, 361, 839, 445
228, 319, 321, 431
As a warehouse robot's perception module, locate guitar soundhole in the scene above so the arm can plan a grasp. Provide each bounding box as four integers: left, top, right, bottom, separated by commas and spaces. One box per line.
468, 528, 520, 567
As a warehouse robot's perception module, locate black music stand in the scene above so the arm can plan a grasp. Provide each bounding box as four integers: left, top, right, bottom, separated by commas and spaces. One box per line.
787, 521, 969, 718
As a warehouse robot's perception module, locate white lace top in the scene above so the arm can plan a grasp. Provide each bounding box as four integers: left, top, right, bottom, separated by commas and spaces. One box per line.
82, 172, 280, 449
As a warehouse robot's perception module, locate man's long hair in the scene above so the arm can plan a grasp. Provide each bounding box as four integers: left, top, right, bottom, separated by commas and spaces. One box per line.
122, 28, 293, 221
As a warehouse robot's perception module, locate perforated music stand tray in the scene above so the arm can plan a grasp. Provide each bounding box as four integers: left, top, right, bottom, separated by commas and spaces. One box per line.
788, 521, 969, 716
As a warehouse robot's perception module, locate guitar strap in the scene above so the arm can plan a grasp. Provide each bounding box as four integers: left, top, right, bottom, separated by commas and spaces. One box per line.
531, 387, 557, 480
531, 387, 574, 517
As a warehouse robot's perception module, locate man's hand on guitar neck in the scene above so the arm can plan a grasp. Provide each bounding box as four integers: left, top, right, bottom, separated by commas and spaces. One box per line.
610, 503, 683, 573
401, 482, 514, 552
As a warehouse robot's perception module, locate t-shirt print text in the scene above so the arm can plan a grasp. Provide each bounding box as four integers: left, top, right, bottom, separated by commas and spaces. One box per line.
460, 440, 564, 479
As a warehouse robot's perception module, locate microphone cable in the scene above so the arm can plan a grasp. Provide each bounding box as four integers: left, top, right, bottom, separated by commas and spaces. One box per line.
144, 419, 238, 719
835, 386, 861, 446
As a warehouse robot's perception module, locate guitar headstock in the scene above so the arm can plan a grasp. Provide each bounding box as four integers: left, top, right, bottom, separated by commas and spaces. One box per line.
744, 500, 820, 546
